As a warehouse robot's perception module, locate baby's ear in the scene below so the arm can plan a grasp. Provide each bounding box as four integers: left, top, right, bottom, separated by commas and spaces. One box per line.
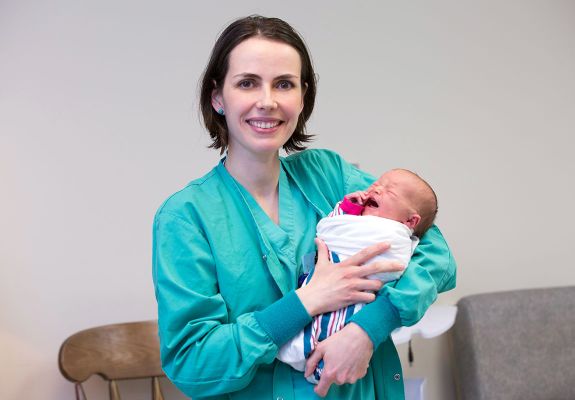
405, 214, 421, 230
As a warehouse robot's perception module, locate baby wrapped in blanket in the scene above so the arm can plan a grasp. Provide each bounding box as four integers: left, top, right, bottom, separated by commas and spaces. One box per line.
277, 168, 439, 382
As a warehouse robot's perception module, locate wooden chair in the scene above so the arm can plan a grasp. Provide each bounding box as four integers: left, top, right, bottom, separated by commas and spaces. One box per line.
58, 320, 166, 400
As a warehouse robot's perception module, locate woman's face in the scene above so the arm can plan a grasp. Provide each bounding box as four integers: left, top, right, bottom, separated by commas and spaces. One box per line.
212, 37, 305, 160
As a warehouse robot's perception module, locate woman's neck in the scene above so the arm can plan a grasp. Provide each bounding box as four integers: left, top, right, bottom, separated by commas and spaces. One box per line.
225, 150, 281, 223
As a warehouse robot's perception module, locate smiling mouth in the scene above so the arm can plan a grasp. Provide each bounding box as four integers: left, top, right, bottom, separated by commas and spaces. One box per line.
247, 120, 282, 129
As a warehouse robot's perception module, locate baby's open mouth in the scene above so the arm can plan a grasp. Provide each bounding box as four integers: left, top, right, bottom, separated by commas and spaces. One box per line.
364, 198, 378, 208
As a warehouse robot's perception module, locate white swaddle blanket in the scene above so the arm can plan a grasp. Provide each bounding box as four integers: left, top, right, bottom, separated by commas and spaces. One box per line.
316, 214, 419, 281
276, 214, 420, 376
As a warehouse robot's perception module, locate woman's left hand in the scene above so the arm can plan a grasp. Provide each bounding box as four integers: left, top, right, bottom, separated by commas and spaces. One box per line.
304, 322, 373, 397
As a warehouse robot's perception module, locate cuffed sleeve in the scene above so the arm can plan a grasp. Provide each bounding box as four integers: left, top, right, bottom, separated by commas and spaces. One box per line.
254, 290, 312, 347
348, 294, 402, 346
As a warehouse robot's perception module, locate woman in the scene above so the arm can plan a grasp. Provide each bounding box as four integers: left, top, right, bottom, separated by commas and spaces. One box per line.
153, 15, 456, 399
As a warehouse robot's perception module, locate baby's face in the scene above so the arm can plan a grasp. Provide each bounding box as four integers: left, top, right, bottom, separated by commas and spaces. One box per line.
362, 170, 419, 222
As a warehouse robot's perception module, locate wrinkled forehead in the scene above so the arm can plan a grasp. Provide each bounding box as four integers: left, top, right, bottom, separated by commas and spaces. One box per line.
375, 169, 414, 187
376, 170, 427, 200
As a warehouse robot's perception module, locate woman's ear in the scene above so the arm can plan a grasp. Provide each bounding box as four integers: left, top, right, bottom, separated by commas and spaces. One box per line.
405, 213, 421, 230
211, 82, 223, 113
212, 88, 224, 113
299, 82, 308, 111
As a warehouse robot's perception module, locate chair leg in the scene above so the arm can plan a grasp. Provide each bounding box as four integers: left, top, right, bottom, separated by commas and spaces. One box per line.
109, 380, 121, 400
75, 383, 87, 400
152, 377, 164, 400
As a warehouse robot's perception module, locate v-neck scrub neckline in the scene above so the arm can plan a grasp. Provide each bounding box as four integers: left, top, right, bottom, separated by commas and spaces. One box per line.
217, 158, 318, 291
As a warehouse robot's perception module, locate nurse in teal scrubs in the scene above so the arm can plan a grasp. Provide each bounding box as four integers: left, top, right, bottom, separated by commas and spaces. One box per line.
152, 15, 456, 400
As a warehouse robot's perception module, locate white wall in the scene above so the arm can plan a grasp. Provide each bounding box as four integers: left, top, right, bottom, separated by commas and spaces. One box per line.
2, 1, 574, 399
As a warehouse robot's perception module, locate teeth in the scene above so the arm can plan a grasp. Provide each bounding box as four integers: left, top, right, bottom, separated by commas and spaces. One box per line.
248, 120, 280, 129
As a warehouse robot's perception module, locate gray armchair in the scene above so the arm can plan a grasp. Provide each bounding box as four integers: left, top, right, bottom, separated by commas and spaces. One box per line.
450, 286, 575, 400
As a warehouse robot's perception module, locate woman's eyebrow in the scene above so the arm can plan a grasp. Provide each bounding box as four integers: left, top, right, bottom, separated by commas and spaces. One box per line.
275, 74, 300, 80
232, 72, 261, 79
231, 73, 300, 80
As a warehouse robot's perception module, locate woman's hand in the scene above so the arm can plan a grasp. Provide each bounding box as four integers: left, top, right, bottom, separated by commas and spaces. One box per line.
305, 323, 374, 397
296, 238, 404, 316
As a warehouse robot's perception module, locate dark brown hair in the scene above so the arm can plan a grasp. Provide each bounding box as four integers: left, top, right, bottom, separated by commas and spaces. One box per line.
407, 171, 438, 237
199, 15, 317, 153
390, 169, 438, 237
413, 185, 438, 237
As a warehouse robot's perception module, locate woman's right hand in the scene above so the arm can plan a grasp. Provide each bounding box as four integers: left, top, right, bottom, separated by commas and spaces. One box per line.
295, 238, 405, 316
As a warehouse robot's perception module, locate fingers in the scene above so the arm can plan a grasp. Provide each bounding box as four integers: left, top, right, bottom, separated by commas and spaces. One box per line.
305, 347, 323, 378
345, 191, 367, 205
352, 291, 377, 304
344, 193, 356, 201
357, 261, 405, 278
345, 261, 405, 303
355, 278, 384, 293
314, 238, 329, 263
315, 374, 334, 397
343, 242, 390, 267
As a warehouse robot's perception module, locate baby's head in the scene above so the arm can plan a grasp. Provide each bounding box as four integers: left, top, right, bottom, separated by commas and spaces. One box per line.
362, 169, 438, 237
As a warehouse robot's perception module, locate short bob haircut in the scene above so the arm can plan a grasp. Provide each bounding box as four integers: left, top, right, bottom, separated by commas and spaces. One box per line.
199, 15, 317, 154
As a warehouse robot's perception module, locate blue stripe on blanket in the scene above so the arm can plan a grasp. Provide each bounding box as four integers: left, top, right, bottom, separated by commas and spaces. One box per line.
302, 265, 315, 359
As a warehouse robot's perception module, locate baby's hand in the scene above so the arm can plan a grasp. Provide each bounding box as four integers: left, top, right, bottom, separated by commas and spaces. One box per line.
344, 191, 368, 205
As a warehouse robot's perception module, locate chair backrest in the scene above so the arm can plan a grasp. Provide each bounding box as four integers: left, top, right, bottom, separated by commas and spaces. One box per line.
450, 286, 575, 400
59, 320, 165, 400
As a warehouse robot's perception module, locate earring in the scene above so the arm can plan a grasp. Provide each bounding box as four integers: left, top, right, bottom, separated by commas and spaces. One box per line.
217, 108, 225, 115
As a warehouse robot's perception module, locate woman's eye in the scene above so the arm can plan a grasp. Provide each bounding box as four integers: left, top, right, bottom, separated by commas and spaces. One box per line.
277, 80, 294, 90
238, 80, 254, 89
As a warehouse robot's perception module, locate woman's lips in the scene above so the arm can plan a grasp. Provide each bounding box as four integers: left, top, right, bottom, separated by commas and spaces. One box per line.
247, 119, 282, 129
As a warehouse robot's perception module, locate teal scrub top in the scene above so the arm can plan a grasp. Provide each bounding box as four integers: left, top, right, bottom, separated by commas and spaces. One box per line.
152, 149, 457, 399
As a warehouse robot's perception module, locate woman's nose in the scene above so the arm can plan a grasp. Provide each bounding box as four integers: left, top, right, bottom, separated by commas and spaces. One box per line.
256, 88, 278, 110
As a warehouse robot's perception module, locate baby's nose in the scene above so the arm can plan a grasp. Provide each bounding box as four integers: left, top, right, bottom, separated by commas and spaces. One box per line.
369, 186, 381, 195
